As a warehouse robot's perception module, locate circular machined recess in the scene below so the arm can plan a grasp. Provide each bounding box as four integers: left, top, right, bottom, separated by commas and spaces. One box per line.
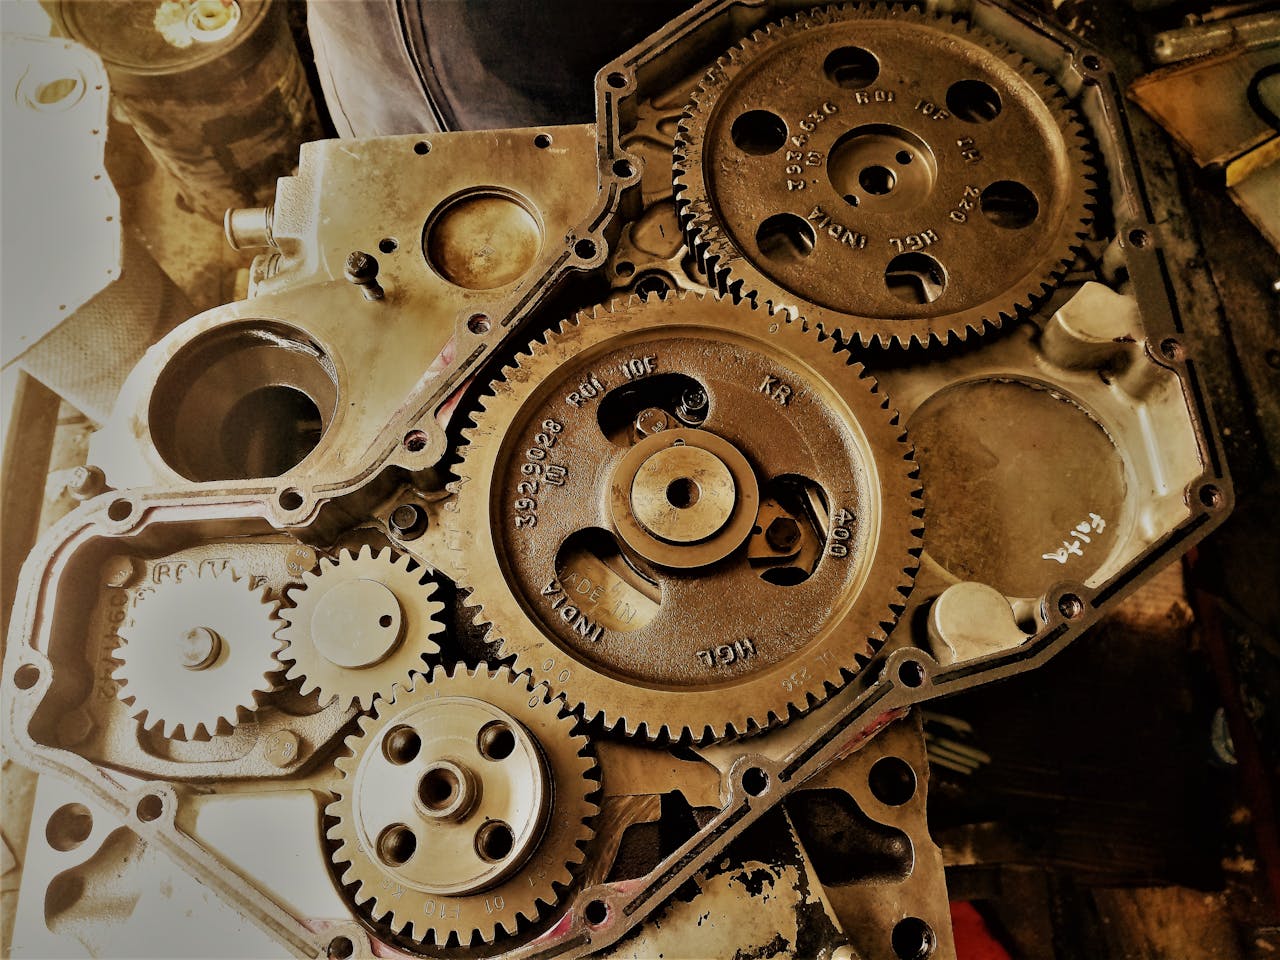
311, 578, 404, 669
424, 189, 542, 290
148, 322, 338, 482
910, 379, 1127, 598
454, 293, 921, 740
673, 6, 1093, 347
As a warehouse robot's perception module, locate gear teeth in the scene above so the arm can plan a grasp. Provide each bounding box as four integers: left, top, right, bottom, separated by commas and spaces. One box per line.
673, 3, 1098, 352
326, 663, 596, 946
452, 291, 922, 743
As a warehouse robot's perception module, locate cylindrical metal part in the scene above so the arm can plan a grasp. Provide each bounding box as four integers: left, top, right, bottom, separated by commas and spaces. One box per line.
224, 205, 274, 250
54, 0, 318, 220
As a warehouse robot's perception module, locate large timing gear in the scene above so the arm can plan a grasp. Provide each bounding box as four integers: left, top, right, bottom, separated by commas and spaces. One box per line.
452, 292, 922, 741
326, 664, 596, 946
673, 4, 1095, 349
112, 573, 282, 740
277, 545, 446, 711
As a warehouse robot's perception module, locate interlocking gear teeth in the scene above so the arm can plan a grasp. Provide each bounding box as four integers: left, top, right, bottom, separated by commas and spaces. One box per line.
325, 663, 597, 946
112, 573, 282, 741
672, 3, 1096, 350
276, 544, 445, 711
451, 290, 921, 743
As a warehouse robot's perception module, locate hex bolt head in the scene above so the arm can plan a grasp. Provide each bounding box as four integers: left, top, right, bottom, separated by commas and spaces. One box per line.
344, 250, 385, 300
678, 386, 709, 422
284, 544, 319, 578
66, 465, 106, 501
389, 503, 427, 540
765, 516, 802, 552
263, 730, 302, 768
635, 408, 670, 437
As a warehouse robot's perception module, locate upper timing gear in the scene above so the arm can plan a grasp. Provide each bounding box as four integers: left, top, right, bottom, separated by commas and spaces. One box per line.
277, 545, 445, 711
326, 664, 596, 946
112, 572, 282, 740
673, 4, 1094, 349
451, 292, 921, 741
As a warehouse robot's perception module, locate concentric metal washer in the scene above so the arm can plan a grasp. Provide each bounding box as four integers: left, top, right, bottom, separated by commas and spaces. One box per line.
452, 292, 921, 741
112, 573, 282, 741
326, 664, 596, 946
277, 544, 445, 711
673, 4, 1094, 348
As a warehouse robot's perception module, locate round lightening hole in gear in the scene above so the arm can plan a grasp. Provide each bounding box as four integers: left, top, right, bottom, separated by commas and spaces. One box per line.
946, 78, 1003, 122
823, 45, 879, 89
382, 725, 421, 765
730, 109, 788, 155
981, 180, 1040, 229
756, 212, 816, 263
478, 721, 516, 761
377, 824, 417, 866
475, 820, 515, 862
885, 252, 947, 304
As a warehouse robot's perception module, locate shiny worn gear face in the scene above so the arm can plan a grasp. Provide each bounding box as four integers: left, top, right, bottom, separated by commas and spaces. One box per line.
674, 4, 1094, 348
451, 292, 922, 741
326, 664, 597, 946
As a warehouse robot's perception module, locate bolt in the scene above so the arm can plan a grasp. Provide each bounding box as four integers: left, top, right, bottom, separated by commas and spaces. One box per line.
179, 627, 222, 670
344, 250, 384, 301
65, 465, 106, 501
284, 544, 318, 578
677, 386, 709, 423
635, 408, 670, 437
765, 516, 802, 552
389, 503, 427, 540
102, 555, 142, 588
263, 730, 302, 768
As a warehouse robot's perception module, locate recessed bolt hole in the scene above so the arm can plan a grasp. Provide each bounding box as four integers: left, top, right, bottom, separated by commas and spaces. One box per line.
730, 109, 788, 155
1082, 54, 1102, 71
107, 499, 132, 522
136, 794, 164, 823
823, 45, 879, 89
868, 756, 917, 806
404, 430, 429, 453
616, 260, 636, 278
981, 180, 1040, 229
635, 273, 672, 299
419, 768, 460, 811
327, 937, 354, 960
1199, 484, 1223, 508
278, 489, 304, 511
574, 238, 598, 260
896, 150, 913, 164
843, 194, 859, 207
479, 721, 517, 761
377, 824, 417, 865
1057, 593, 1085, 620
756, 212, 816, 264
534, 133, 553, 149
383, 725, 421, 764
413, 140, 430, 155
1160, 337, 1183, 361
612, 157, 636, 177
665, 477, 701, 509
892, 916, 936, 959
467, 313, 491, 335
1128, 228, 1150, 247
378, 614, 393, 628
743, 766, 769, 796
584, 899, 609, 925
476, 820, 515, 862
378, 237, 398, 254
947, 79, 1002, 122
606, 71, 628, 89
898, 660, 926, 688
46, 803, 93, 852
14, 664, 41, 690
885, 252, 947, 304
859, 164, 896, 195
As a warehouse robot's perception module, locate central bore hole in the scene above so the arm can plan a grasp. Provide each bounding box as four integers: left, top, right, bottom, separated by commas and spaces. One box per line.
859, 165, 896, 195
666, 477, 701, 509
419, 768, 460, 811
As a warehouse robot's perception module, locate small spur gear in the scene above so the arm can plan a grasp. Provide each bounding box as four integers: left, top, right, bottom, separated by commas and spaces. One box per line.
277, 545, 445, 711
326, 664, 597, 946
112, 573, 282, 740
673, 4, 1095, 349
